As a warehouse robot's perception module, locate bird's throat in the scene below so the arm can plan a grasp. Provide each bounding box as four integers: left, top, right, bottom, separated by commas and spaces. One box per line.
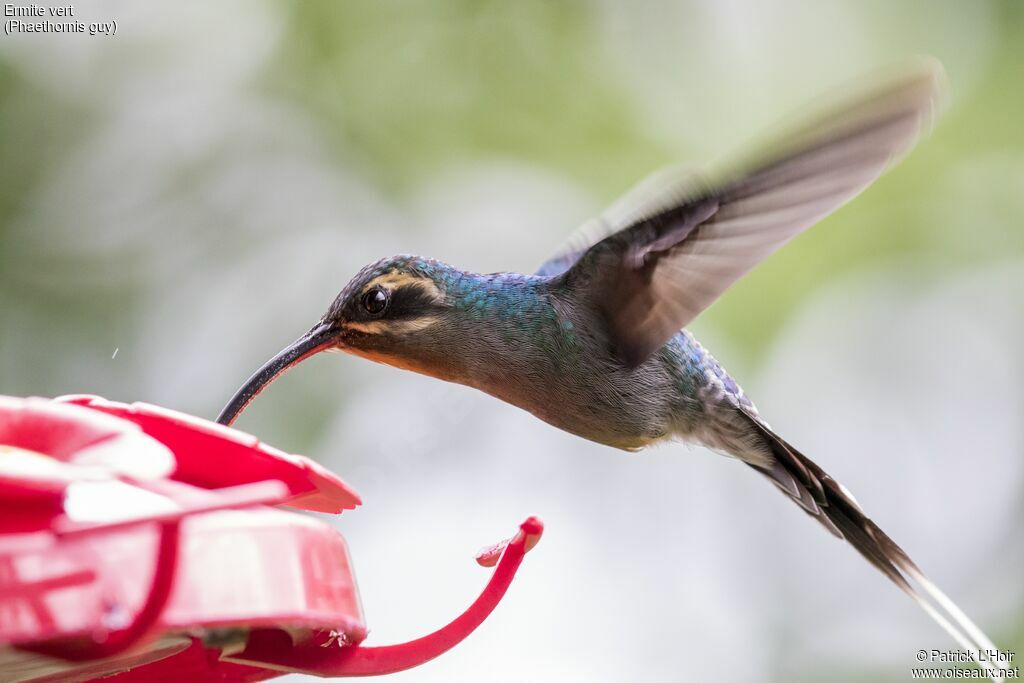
343, 344, 472, 385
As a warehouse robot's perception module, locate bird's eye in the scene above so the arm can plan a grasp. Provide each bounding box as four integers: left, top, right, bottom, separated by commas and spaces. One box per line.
361, 287, 390, 316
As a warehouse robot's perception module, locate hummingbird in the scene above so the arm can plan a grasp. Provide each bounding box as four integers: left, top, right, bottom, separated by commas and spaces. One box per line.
216, 60, 1001, 674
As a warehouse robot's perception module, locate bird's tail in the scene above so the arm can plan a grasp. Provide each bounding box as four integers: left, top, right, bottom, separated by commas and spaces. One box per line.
742, 413, 1004, 682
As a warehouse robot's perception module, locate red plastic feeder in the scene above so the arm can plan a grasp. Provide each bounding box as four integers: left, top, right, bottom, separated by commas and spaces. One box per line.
0, 395, 543, 681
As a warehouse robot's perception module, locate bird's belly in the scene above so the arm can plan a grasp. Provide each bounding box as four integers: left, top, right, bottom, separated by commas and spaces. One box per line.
473, 365, 676, 451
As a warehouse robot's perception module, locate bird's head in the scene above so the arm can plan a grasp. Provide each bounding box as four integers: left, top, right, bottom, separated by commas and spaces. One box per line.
216, 255, 456, 426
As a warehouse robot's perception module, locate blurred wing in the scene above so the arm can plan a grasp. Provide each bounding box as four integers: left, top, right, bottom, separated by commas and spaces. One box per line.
560, 59, 946, 367
535, 165, 703, 277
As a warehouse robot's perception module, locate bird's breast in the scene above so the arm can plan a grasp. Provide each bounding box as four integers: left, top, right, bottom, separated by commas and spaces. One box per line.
453, 321, 681, 450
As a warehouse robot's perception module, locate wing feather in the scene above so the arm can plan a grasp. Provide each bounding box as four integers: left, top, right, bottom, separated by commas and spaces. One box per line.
546, 59, 947, 366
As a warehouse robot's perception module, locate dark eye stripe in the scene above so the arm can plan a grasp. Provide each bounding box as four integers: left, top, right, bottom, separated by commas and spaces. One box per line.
384, 283, 440, 320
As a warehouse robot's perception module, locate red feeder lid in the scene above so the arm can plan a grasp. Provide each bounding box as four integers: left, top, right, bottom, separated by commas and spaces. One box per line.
0, 395, 544, 681
54, 395, 361, 514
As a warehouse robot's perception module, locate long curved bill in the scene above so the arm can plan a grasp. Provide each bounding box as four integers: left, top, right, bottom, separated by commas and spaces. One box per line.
216, 322, 337, 426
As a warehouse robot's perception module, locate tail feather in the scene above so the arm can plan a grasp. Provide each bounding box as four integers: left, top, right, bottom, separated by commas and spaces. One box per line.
742, 413, 1003, 682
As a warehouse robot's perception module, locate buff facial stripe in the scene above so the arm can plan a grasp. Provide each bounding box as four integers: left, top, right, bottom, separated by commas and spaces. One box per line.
360, 271, 443, 303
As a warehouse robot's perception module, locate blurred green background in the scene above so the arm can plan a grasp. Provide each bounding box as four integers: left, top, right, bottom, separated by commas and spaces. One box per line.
1, 2, 1021, 681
